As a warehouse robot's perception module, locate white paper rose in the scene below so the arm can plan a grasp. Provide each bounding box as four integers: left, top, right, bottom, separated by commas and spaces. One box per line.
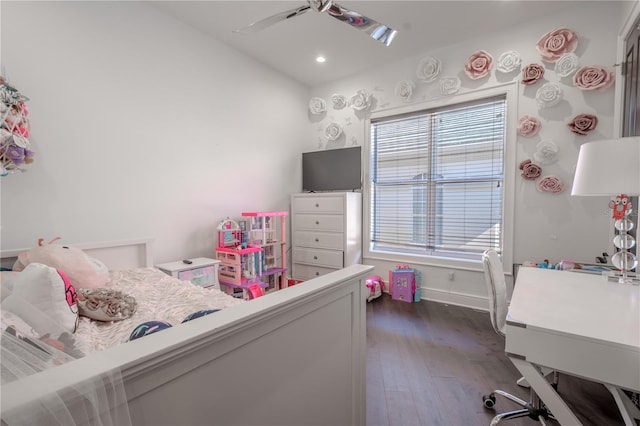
555, 53, 579, 77
416, 56, 441, 83
535, 82, 563, 109
330, 94, 347, 110
350, 89, 372, 111
309, 97, 326, 114
496, 50, 522, 73
533, 140, 559, 165
325, 122, 343, 141
439, 77, 461, 95
395, 80, 415, 102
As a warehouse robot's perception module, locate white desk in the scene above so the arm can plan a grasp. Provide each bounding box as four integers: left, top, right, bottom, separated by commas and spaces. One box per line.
505, 268, 640, 425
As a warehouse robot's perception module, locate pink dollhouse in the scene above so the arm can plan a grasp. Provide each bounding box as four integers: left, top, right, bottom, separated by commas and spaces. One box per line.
215, 218, 267, 299
241, 211, 288, 293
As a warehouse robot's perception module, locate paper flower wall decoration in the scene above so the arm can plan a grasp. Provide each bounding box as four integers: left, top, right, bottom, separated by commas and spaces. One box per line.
465, 50, 493, 80
395, 80, 415, 102
496, 51, 522, 73
519, 159, 542, 180
535, 82, 563, 109
533, 140, 559, 165
536, 28, 579, 63
0, 76, 34, 176
517, 115, 541, 137
439, 77, 461, 95
536, 175, 565, 193
521, 64, 545, 85
325, 122, 343, 141
309, 97, 327, 114
555, 53, 579, 77
350, 90, 372, 111
573, 65, 615, 91
567, 114, 598, 135
330, 94, 347, 110
416, 56, 441, 83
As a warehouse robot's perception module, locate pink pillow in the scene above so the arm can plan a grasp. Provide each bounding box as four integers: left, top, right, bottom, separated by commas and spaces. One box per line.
13, 243, 108, 290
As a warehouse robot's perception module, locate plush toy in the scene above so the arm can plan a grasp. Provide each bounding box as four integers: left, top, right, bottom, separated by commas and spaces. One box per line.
365, 275, 385, 302
12, 238, 109, 290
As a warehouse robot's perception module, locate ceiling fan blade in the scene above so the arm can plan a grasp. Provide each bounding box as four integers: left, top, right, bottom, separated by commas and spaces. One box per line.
233, 5, 311, 34
327, 2, 397, 46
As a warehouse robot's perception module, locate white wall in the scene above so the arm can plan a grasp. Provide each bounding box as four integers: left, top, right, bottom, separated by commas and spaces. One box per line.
306, 2, 627, 307
0, 1, 308, 264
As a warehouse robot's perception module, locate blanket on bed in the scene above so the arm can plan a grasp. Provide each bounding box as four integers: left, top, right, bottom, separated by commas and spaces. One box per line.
74, 268, 243, 354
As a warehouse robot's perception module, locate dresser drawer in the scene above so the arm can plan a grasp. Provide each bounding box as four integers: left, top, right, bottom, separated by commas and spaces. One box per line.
293, 247, 343, 268
293, 230, 344, 250
294, 214, 344, 232
293, 196, 344, 214
293, 263, 339, 280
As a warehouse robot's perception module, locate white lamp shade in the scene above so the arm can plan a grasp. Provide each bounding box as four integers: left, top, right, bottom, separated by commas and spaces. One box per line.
571, 137, 640, 196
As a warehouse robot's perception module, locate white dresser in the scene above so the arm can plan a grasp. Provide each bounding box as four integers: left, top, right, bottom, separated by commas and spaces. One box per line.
291, 192, 362, 280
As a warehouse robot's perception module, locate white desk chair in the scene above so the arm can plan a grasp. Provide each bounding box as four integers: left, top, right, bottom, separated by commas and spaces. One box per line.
481, 249, 556, 425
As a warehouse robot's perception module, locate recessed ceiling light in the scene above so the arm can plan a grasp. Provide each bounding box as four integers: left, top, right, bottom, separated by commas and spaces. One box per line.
316, 56, 326, 63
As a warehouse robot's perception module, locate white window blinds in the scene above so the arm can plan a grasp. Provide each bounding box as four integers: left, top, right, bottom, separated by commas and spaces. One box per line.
369, 95, 506, 259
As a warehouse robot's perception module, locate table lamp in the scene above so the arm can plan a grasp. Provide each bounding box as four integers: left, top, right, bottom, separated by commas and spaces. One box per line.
571, 136, 640, 284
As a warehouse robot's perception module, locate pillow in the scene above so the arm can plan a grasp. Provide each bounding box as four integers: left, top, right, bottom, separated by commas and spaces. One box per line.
13, 242, 109, 290
129, 321, 172, 341
1, 263, 79, 335
77, 288, 137, 322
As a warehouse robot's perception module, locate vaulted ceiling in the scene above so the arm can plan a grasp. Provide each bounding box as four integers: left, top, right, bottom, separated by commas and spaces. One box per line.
151, 1, 602, 87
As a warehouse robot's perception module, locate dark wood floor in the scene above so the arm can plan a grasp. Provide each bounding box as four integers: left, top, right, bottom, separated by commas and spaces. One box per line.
366, 294, 627, 426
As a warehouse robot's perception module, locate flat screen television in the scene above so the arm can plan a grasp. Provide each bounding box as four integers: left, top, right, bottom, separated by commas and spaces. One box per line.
302, 146, 362, 192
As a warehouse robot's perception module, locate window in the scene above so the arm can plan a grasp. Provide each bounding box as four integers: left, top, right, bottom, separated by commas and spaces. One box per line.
368, 95, 507, 261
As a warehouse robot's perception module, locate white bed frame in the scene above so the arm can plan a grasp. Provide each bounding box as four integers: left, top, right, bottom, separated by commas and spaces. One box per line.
1, 239, 373, 425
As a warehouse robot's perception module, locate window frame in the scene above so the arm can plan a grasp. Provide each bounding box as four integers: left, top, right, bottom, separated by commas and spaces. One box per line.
363, 83, 518, 271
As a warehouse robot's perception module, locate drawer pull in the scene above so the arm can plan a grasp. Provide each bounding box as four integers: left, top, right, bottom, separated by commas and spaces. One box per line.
315, 272, 320, 276
313, 256, 318, 260
315, 221, 320, 225
315, 203, 319, 208
315, 238, 319, 242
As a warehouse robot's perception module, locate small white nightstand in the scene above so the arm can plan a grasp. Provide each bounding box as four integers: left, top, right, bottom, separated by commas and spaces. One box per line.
156, 258, 221, 290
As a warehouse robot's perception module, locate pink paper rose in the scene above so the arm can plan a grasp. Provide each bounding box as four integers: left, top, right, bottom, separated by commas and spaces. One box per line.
521, 64, 545, 85
536, 175, 565, 194
573, 65, 615, 91
567, 114, 598, 135
517, 115, 541, 137
536, 28, 579, 63
465, 50, 493, 80
519, 160, 542, 180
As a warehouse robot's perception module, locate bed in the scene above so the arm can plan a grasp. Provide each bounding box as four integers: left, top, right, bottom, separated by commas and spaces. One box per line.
0, 238, 373, 426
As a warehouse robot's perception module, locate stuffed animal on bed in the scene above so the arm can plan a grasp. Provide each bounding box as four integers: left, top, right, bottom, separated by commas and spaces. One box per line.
12, 238, 109, 290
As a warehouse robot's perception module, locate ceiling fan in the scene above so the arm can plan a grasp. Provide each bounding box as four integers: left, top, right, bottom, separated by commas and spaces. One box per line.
233, 0, 397, 46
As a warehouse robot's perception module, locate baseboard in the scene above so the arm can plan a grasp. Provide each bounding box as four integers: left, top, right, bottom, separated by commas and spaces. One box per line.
419, 288, 489, 311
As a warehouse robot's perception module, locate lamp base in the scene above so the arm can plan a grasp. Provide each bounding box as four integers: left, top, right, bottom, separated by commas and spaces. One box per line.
606, 272, 639, 285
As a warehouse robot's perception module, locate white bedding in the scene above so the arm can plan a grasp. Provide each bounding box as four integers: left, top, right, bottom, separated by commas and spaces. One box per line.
74, 268, 243, 354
